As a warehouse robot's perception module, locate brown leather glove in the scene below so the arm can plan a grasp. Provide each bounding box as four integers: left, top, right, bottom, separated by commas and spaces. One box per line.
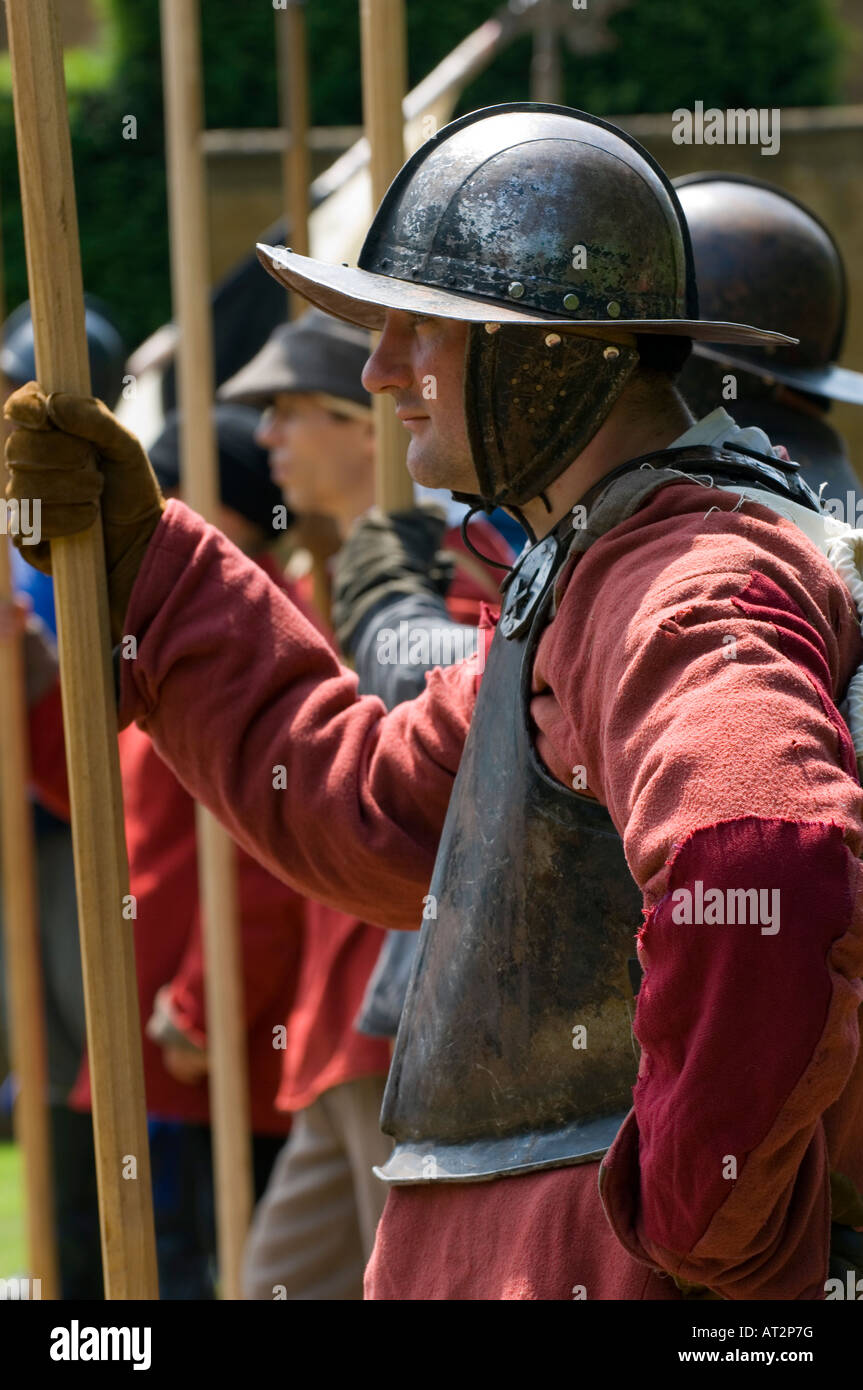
4, 382, 166, 643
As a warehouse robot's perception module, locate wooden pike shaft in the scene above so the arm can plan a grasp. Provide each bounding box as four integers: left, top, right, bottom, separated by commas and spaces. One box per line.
277, 3, 311, 284
160, 0, 253, 1299
0, 526, 59, 1299
360, 0, 415, 512
276, 2, 332, 619
5, 0, 157, 1299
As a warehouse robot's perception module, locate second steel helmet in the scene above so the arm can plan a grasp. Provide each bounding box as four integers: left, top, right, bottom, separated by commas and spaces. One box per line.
674, 173, 863, 406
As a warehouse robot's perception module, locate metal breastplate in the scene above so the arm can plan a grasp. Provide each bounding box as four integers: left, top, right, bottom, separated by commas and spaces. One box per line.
376, 514, 643, 1183
376, 442, 823, 1185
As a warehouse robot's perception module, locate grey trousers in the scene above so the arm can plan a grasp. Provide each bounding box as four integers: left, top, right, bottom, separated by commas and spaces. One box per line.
242, 1073, 392, 1301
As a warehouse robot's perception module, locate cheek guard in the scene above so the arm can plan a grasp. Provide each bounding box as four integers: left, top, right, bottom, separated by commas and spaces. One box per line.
464, 324, 640, 509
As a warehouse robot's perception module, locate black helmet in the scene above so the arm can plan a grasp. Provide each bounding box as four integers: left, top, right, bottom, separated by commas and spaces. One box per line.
2, 296, 127, 408
674, 173, 863, 406
149, 404, 291, 538
257, 105, 795, 508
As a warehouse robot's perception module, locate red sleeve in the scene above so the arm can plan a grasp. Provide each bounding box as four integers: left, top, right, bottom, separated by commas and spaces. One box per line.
165, 847, 305, 1044
27, 680, 71, 821
119, 500, 479, 931
535, 483, 863, 1300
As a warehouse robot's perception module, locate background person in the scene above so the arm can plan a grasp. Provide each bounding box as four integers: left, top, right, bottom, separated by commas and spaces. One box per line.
0, 298, 126, 1298
15, 405, 305, 1299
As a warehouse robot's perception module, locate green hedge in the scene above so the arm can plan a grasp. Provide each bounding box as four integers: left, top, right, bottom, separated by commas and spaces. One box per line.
0, 0, 847, 350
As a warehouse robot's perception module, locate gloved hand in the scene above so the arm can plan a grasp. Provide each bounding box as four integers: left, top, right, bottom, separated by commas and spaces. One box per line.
331, 503, 455, 654
146, 985, 209, 1085
4, 382, 166, 644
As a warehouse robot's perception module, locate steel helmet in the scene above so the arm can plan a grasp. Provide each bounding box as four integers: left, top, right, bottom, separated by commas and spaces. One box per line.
258, 105, 796, 508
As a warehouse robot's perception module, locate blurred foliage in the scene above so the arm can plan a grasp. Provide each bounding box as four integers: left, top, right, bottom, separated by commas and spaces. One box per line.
0, 46, 114, 94
0, 1143, 25, 1279
0, 0, 848, 350
557, 0, 846, 115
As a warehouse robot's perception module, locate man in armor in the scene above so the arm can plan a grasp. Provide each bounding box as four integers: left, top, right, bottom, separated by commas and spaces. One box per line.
335, 177, 863, 1072
5, 105, 863, 1300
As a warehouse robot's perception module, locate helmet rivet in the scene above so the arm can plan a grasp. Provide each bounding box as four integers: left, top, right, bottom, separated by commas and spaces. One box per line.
484, 322, 501, 335
544, 333, 561, 347
563, 293, 579, 311
607, 301, 621, 318
507, 281, 525, 299
603, 345, 620, 361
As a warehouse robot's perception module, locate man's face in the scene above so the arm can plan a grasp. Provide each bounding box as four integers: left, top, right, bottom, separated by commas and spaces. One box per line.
362, 310, 476, 493
254, 392, 374, 524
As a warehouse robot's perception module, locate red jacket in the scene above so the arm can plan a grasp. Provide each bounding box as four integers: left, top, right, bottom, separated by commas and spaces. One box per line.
27, 556, 309, 1131
117, 489, 863, 1299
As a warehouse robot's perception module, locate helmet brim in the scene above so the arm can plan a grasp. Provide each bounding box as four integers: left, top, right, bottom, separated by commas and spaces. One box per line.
257, 245, 798, 350
693, 343, 863, 406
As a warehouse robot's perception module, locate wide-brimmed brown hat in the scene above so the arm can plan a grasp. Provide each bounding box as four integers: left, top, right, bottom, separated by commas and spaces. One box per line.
218, 308, 371, 410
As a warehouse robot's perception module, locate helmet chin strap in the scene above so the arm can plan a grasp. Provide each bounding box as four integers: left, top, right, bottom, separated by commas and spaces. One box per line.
452, 487, 557, 568
458, 504, 517, 570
